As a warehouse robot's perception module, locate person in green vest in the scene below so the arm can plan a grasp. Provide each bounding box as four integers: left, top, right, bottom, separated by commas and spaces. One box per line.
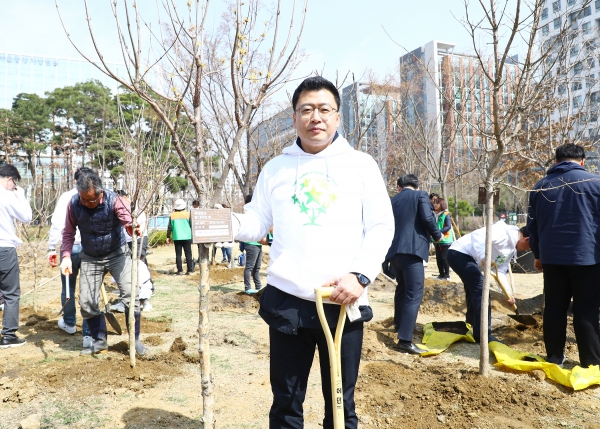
432, 198, 454, 280
166, 198, 194, 275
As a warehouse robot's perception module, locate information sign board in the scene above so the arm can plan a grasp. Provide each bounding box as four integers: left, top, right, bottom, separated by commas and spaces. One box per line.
190, 208, 233, 244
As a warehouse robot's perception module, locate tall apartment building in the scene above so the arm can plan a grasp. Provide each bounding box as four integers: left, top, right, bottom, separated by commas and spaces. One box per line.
537, 0, 600, 142
339, 82, 400, 181
398, 40, 519, 158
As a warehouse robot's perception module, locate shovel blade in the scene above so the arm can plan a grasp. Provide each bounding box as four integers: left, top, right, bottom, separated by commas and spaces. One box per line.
508, 313, 537, 326
104, 307, 122, 335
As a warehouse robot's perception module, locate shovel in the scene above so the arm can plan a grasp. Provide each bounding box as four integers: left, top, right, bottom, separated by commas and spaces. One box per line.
58, 269, 71, 316
100, 283, 122, 335
315, 286, 346, 429
491, 262, 537, 326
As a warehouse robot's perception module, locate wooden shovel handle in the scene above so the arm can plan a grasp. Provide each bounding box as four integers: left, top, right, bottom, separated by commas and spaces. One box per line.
100, 283, 110, 308
314, 286, 345, 429
491, 262, 518, 312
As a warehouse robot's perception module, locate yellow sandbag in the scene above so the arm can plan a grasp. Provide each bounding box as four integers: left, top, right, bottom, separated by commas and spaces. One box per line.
418, 322, 475, 356
489, 342, 600, 390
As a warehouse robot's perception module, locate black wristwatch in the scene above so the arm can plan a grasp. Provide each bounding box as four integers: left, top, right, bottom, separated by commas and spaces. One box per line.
351, 272, 371, 287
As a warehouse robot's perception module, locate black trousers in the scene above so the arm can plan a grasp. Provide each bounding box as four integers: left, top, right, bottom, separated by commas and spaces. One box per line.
174, 239, 194, 273
390, 253, 425, 342
542, 263, 600, 367
268, 319, 363, 429
446, 249, 491, 342
435, 243, 451, 277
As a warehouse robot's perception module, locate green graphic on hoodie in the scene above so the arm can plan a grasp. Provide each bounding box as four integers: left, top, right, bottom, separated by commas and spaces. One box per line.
292, 172, 338, 226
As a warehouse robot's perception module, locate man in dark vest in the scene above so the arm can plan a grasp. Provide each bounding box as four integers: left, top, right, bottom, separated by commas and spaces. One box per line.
60, 169, 147, 356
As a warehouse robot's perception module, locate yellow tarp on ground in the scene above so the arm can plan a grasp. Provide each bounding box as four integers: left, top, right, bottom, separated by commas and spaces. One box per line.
418, 322, 600, 390
489, 342, 600, 390
417, 322, 475, 356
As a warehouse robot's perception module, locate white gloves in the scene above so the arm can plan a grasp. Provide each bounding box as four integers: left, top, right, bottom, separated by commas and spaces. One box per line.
60, 257, 72, 275
346, 302, 362, 322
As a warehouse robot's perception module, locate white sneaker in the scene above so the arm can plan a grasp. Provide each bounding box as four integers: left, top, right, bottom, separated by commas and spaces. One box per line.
109, 301, 125, 313
82, 336, 93, 348
142, 300, 153, 312
58, 318, 76, 335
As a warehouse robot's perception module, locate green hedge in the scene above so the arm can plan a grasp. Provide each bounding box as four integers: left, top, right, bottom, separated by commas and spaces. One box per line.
148, 230, 167, 247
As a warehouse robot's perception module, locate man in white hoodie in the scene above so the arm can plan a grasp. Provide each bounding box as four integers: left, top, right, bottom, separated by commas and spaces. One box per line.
446, 222, 530, 343
0, 164, 32, 348
234, 76, 394, 429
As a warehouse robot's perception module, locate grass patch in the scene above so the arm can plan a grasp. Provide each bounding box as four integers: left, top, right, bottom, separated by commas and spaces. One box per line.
210, 354, 232, 371
41, 399, 109, 428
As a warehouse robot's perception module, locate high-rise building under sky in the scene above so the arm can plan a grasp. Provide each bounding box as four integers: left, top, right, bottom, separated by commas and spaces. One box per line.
0, 51, 126, 109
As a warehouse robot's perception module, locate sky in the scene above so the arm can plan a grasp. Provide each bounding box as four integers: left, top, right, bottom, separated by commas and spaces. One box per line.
0, 0, 522, 101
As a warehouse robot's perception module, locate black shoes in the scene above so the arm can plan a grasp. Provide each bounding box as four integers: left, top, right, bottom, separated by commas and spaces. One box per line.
547, 355, 566, 367
0, 336, 26, 349
176, 271, 184, 276
396, 341, 425, 355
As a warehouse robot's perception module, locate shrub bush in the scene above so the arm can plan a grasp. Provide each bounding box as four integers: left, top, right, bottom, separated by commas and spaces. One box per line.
148, 230, 167, 247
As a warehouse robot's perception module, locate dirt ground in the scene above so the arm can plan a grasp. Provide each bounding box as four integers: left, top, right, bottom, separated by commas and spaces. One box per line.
1, 244, 599, 429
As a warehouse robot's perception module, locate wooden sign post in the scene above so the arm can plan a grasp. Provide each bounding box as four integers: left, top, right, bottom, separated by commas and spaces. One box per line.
477, 187, 500, 205
190, 208, 233, 244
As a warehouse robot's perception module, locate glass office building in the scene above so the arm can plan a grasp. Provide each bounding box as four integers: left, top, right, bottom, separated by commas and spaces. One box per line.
0, 52, 126, 109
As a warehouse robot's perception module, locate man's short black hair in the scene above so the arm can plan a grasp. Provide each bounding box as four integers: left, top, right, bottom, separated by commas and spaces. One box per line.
74, 167, 95, 181
117, 190, 128, 196
556, 144, 585, 162
397, 174, 419, 189
244, 194, 253, 204
429, 193, 439, 201
292, 76, 340, 111
76, 170, 103, 196
192, 200, 199, 206
519, 226, 529, 238
0, 164, 21, 181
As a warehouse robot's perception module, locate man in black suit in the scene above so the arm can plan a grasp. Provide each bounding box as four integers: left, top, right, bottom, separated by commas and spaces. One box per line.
385, 174, 442, 354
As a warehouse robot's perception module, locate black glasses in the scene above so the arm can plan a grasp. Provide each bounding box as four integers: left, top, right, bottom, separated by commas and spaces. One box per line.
295, 104, 338, 120
9, 177, 18, 186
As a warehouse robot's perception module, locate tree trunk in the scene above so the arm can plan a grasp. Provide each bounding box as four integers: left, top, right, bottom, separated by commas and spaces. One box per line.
129, 217, 138, 368
198, 245, 214, 427
479, 180, 495, 376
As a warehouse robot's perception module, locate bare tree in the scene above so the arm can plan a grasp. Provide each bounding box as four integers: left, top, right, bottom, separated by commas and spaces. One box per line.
115, 92, 175, 367
55, 0, 219, 423
56, 1, 309, 424
202, 0, 308, 203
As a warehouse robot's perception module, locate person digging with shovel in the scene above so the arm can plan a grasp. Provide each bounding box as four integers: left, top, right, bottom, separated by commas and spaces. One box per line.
60, 169, 148, 356
446, 222, 531, 344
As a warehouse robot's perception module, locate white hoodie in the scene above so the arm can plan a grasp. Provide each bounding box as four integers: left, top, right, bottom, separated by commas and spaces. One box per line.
450, 221, 520, 288
236, 136, 394, 306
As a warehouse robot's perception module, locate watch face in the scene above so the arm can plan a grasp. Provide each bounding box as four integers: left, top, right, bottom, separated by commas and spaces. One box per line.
356, 273, 369, 286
